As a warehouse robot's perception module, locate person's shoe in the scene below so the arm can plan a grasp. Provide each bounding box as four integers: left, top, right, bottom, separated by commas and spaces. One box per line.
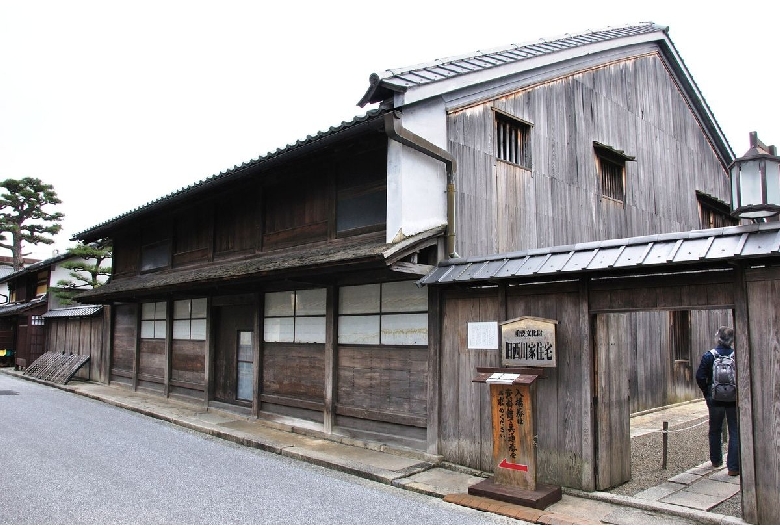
712, 461, 723, 468
728, 469, 740, 476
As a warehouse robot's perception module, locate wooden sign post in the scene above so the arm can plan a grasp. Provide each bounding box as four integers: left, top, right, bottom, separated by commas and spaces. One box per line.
469, 316, 561, 509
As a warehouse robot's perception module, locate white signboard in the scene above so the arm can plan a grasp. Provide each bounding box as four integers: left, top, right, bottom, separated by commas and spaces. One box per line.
468, 321, 498, 350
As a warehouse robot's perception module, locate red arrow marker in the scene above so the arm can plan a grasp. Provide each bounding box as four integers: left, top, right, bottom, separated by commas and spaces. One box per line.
498, 459, 528, 472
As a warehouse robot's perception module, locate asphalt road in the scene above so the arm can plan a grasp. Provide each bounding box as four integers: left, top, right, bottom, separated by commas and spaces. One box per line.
0, 375, 520, 525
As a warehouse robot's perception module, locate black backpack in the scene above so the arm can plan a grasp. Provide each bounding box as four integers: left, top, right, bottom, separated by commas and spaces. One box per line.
710, 349, 737, 402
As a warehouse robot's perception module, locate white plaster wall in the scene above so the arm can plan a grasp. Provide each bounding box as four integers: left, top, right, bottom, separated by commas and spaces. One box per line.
386, 99, 448, 243
49, 257, 112, 288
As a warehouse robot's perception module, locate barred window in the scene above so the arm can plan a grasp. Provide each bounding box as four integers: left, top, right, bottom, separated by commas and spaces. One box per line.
595, 142, 634, 204
495, 112, 532, 168
697, 191, 738, 229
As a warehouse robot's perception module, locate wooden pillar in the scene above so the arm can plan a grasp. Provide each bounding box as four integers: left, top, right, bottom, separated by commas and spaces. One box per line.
323, 285, 336, 434
426, 286, 441, 455
733, 264, 757, 523
102, 304, 113, 385
164, 299, 172, 398
204, 299, 214, 408
579, 278, 595, 491
252, 293, 262, 418
132, 303, 140, 391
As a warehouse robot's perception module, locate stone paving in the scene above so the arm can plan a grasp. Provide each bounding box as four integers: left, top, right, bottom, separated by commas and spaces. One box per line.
1, 369, 747, 525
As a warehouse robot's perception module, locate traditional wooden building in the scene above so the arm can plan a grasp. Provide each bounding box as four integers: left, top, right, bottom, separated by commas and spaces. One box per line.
0, 253, 108, 379
74, 21, 763, 502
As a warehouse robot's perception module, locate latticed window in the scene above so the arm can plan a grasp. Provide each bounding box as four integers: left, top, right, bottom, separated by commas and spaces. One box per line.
697, 192, 738, 229
495, 112, 532, 168
600, 157, 625, 203
595, 142, 634, 204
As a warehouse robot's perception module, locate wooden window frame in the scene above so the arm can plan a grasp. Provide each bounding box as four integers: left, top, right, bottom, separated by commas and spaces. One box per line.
595, 142, 634, 205
696, 191, 739, 229
495, 110, 532, 169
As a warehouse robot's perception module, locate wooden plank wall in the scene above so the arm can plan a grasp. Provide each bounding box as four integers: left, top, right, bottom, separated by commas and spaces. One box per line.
45, 315, 106, 382
262, 343, 324, 407
336, 345, 427, 427
439, 290, 500, 471
506, 286, 585, 488
448, 53, 730, 258
743, 269, 780, 524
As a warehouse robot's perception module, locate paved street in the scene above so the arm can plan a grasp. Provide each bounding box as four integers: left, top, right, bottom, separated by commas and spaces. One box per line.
0, 376, 520, 525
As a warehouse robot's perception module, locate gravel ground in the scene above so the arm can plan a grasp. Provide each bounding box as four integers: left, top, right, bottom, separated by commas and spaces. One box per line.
607, 418, 742, 519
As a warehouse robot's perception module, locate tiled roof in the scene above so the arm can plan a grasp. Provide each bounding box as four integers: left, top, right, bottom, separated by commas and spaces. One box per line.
0, 253, 70, 283
41, 305, 103, 318
73, 110, 388, 241
0, 297, 47, 317
76, 226, 444, 302
420, 222, 780, 286
358, 22, 667, 106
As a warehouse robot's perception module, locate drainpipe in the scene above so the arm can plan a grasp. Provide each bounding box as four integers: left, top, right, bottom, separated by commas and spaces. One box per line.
383, 111, 459, 258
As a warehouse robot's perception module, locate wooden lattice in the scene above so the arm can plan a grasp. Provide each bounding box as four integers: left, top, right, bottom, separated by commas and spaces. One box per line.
24, 351, 90, 384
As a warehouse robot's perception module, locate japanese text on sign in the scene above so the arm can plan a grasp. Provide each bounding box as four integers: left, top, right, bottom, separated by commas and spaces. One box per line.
501, 317, 557, 368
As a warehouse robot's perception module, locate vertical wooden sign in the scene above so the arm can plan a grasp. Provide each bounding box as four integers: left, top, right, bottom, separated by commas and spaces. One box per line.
489, 379, 536, 490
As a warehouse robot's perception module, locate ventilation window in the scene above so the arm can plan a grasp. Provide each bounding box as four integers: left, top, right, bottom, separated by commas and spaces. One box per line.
595, 142, 635, 204
495, 112, 532, 168
697, 191, 738, 229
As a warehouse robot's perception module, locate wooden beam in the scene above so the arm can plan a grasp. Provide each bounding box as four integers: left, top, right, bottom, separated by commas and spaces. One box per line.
579, 278, 595, 491
252, 293, 261, 418
204, 299, 213, 408
389, 262, 434, 276
132, 303, 140, 391
164, 298, 172, 398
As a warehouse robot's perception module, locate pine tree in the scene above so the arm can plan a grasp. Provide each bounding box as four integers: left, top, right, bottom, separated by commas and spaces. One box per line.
0, 177, 64, 270
54, 241, 112, 305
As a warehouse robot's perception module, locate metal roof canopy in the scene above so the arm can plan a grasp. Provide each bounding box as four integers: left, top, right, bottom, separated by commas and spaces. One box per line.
419, 222, 780, 286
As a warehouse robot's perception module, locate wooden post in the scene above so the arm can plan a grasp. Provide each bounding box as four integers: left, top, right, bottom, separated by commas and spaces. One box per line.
323, 286, 336, 434
469, 371, 561, 509
662, 421, 668, 470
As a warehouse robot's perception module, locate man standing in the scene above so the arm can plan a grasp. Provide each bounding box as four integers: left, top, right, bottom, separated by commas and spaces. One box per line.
696, 326, 739, 476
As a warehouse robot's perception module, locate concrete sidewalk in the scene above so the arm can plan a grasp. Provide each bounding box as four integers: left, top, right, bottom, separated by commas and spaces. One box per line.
1, 369, 746, 525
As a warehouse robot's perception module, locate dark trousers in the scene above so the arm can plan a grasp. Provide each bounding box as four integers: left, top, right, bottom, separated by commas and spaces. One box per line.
707, 400, 739, 472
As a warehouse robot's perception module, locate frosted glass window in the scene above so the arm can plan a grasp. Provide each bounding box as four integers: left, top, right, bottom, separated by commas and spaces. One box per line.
142, 301, 166, 320
191, 319, 207, 340
381, 282, 427, 313
172, 320, 190, 340
294, 317, 326, 343
739, 160, 763, 205
338, 315, 380, 344
191, 298, 207, 319
265, 291, 295, 316
339, 284, 380, 314
766, 161, 780, 206
263, 290, 325, 343
296, 289, 326, 316
141, 301, 167, 339
140, 320, 155, 339
172, 298, 207, 341
264, 317, 295, 342
173, 300, 191, 320
236, 361, 253, 401
381, 313, 428, 345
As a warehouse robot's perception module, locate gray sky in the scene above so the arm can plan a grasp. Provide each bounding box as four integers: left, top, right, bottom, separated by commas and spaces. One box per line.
1, 0, 778, 259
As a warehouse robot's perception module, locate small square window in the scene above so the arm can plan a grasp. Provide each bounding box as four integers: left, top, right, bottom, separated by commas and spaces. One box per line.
495, 112, 532, 168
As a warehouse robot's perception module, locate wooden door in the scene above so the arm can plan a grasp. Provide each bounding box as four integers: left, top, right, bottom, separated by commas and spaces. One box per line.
214, 305, 254, 406
594, 313, 631, 490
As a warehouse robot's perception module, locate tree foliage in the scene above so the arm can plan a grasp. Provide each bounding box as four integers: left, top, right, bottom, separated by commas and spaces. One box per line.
54, 240, 112, 305
0, 177, 64, 270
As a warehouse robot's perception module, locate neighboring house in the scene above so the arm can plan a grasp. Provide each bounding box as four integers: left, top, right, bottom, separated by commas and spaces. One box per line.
73, 23, 740, 475
0, 253, 109, 379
